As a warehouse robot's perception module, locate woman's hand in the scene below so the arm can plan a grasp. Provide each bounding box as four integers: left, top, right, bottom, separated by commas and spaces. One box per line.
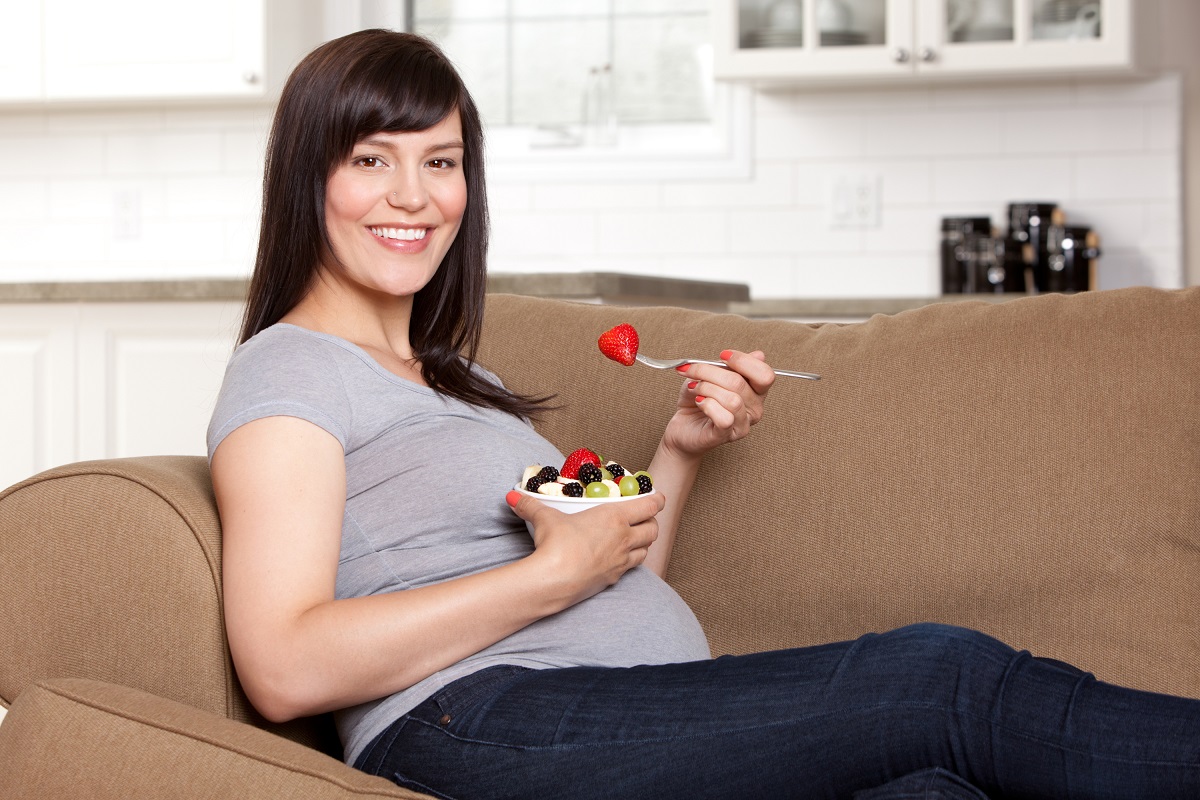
661, 349, 775, 459
506, 490, 666, 602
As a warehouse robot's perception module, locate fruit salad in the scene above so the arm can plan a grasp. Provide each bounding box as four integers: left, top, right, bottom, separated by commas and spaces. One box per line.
520, 447, 653, 500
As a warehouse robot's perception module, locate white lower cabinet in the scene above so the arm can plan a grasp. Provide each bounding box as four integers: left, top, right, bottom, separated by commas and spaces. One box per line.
0, 302, 243, 491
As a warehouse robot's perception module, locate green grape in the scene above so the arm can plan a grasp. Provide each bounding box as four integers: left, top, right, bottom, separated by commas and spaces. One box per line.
585, 482, 610, 498
601, 467, 613, 482
618, 475, 639, 496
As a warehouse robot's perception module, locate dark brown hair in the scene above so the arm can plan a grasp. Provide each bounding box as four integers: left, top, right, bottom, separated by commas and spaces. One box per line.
241, 29, 549, 417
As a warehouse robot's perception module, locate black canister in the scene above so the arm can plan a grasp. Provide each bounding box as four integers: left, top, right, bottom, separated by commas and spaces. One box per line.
1007, 202, 1057, 292
941, 216, 991, 293
1045, 225, 1101, 292
958, 235, 1027, 294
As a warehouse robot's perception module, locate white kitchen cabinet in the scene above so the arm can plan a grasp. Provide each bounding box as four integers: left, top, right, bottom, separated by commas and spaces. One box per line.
0, 302, 242, 491
1, 0, 321, 104
0, 2, 43, 100
713, 0, 1151, 85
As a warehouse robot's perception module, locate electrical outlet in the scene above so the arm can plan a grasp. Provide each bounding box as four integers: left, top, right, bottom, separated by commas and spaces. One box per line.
825, 172, 880, 229
113, 189, 142, 240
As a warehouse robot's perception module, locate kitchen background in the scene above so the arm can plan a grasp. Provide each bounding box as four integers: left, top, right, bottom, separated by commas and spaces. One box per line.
0, 0, 1195, 298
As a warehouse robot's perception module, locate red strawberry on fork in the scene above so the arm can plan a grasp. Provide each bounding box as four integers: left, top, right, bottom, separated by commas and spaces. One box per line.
598, 323, 639, 366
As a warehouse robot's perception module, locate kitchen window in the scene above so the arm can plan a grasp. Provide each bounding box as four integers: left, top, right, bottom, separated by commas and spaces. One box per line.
405, 0, 751, 182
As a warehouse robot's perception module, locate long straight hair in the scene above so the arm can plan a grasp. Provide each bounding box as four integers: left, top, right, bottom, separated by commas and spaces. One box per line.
241, 29, 549, 417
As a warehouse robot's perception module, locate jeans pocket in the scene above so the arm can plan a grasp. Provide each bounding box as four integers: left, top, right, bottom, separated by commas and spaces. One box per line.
424, 665, 535, 737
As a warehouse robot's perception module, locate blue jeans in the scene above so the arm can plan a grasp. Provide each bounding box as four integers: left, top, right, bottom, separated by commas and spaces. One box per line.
354, 623, 1200, 799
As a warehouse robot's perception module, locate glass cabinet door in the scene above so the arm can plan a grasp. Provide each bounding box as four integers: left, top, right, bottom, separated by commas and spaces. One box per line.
922, 0, 1127, 75
1029, 0, 1102, 41
713, 0, 1135, 82
737, 0, 889, 50
725, 0, 912, 78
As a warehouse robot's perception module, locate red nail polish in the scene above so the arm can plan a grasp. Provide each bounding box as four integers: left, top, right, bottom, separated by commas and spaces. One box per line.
695, 395, 706, 403
505, 490, 521, 507
720, 350, 733, 360
676, 364, 690, 373
687, 381, 698, 389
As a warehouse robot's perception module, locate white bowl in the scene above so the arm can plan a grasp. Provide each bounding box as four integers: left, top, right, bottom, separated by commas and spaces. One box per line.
512, 483, 655, 533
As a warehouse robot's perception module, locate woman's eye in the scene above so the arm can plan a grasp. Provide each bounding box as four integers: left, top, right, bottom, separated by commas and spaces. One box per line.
428, 158, 457, 170
355, 156, 384, 168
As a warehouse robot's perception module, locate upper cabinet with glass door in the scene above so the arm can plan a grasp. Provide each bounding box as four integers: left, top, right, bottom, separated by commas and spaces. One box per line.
713, 0, 1151, 84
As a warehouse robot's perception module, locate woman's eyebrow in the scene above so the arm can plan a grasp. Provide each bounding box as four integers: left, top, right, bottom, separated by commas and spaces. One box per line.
356, 137, 465, 154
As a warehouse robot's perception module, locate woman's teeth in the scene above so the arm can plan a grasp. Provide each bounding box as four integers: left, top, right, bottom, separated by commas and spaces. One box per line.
370, 226, 427, 241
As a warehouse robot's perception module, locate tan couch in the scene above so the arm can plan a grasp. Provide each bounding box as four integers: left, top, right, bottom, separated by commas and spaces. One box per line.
1, 287, 1197, 798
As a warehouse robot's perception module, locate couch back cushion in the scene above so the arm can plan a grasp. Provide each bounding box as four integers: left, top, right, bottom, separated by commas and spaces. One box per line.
478, 287, 1199, 700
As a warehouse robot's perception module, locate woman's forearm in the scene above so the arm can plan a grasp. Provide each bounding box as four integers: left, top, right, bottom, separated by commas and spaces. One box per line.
642, 439, 703, 578
232, 553, 573, 723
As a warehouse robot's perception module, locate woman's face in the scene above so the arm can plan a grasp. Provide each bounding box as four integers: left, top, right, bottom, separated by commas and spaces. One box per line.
321, 109, 468, 301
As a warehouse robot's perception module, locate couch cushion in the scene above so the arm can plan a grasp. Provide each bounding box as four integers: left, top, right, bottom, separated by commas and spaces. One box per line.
0, 679, 428, 799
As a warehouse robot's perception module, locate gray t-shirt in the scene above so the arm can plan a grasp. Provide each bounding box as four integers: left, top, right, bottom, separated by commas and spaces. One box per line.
207, 324, 711, 765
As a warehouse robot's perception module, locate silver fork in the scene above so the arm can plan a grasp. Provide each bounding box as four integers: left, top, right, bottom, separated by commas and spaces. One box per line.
635, 353, 821, 380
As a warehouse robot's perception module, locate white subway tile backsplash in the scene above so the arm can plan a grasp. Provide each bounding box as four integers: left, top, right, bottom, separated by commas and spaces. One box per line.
864, 110, 1002, 158
1074, 74, 1180, 107
932, 156, 1072, 204
0, 135, 106, 178
729, 208, 863, 255
534, 181, 663, 211
1073, 153, 1180, 201
0, 70, 1184, 297
1146, 103, 1182, 152
490, 210, 598, 258
165, 175, 261, 219
0, 181, 49, 220
660, 161, 791, 209
1000, 106, 1145, 155
755, 112, 863, 160
596, 210, 728, 256
105, 132, 224, 176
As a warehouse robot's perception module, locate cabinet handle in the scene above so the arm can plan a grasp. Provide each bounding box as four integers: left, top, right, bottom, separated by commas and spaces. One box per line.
892, 47, 910, 63
919, 47, 937, 62
242, 71, 260, 85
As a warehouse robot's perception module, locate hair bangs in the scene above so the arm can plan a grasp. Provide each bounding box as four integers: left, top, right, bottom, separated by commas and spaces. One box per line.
332, 40, 462, 160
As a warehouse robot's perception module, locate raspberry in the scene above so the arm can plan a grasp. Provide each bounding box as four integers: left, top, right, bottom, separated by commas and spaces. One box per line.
636, 474, 653, 494
577, 462, 603, 486
562, 482, 584, 498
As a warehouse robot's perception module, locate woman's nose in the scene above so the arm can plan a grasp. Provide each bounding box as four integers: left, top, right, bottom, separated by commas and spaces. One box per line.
386, 170, 429, 210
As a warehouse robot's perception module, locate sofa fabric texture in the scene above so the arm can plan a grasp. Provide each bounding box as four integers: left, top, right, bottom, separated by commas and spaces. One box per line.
0, 679, 421, 799
0, 286, 1196, 797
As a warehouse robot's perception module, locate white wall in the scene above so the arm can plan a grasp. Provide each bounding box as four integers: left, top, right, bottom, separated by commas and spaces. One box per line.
0, 73, 1183, 298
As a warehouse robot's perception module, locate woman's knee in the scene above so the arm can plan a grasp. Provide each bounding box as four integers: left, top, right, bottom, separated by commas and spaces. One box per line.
878, 623, 1018, 680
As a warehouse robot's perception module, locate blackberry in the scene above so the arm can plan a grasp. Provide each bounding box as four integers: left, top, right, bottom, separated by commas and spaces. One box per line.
562, 482, 584, 498
524, 476, 548, 493
636, 474, 653, 495
577, 462, 603, 486
606, 462, 626, 480
537, 465, 560, 482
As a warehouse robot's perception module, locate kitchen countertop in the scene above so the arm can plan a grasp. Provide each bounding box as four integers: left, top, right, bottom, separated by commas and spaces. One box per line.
0, 274, 1025, 317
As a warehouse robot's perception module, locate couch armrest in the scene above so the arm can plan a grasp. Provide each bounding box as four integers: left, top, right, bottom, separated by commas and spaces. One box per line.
0, 679, 428, 799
